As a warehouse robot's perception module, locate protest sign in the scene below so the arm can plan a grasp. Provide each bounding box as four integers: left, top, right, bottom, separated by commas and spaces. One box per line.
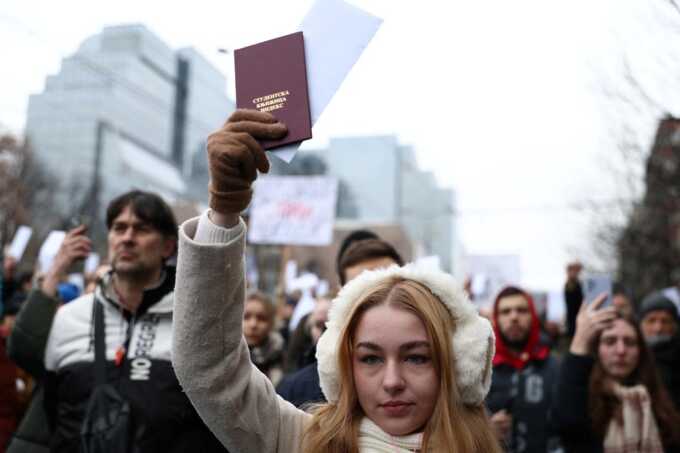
7, 225, 32, 261
248, 176, 338, 246
465, 254, 522, 309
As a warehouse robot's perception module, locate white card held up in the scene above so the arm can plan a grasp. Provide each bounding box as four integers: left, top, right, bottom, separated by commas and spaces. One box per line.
84, 253, 101, 274
274, 0, 383, 163
38, 231, 66, 273
7, 225, 33, 261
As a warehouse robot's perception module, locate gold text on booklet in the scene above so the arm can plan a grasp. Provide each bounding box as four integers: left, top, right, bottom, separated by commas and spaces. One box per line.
252, 90, 290, 113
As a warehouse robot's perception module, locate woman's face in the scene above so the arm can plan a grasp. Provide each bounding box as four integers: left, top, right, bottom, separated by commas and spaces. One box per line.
352, 303, 439, 436
598, 318, 640, 381
243, 299, 272, 347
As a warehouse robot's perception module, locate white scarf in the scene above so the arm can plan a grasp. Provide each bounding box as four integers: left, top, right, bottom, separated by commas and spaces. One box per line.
358, 418, 423, 452
603, 383, 664, 453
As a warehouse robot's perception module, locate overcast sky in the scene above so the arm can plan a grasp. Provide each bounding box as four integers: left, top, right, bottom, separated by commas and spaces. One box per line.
2, 0, 680, 291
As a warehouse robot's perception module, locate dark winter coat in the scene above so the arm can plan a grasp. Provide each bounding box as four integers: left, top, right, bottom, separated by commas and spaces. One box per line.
564, 279, 583, 338
6, 288, 60, 453
276, 361, 325, 409
487, 287, 561, 453
554, 352, 680, 453
42, 269, 227, 453
487, 357, 562, 453
249, 331, 285, 387
553, 353, 603, 453
650, 334, 680, 411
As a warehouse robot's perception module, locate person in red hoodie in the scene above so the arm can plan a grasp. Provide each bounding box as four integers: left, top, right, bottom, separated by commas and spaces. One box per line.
486, 286, 562, 453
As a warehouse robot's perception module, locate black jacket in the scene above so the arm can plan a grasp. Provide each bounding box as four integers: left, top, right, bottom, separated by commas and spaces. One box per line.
564, 280, 583, 338
276, 361, 325, 409
553, 353, 603, 453
486, 355, 561, 453
650, 335, 680, 411
554, 352, 680, 453
42, 269, 227, 453
7, 288, 61, 453
8, 288, 59, 379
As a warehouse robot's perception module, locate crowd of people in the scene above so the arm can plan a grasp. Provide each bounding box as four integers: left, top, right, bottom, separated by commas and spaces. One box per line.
0, 109, 679, 452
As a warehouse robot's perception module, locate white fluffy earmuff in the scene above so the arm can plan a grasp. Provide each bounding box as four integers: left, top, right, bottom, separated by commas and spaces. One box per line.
316, 262, 495, 406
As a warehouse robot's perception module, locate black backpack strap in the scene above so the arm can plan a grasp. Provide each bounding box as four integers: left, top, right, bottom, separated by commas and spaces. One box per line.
93, 300, 107, 386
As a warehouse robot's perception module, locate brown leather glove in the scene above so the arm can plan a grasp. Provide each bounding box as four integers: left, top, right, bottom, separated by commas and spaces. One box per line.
207, 109, 287, 214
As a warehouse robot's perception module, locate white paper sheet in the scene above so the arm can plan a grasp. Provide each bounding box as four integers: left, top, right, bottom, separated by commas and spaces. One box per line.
84, 253, 101, 274
37, 231, 66, 273
285, 260, 298, 289
7, 225, 33, 261
272, 0, 383, 163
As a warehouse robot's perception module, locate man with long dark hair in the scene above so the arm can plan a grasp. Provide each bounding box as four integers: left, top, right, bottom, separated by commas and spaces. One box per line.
40, 190, 226, 452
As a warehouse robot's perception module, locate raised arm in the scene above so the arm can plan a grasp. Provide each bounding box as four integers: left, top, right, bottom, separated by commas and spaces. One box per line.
8, 225, 91, 377
172, 110, 307, 453
554, 294, 616, 441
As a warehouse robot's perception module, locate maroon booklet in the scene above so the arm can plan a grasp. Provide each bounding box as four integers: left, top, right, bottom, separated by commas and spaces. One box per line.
234, 32, 312, 150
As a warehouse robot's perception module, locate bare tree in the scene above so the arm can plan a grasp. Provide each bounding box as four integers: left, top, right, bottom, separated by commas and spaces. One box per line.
0, 133, 65, 252
583, 1, 680, 294
616, 118, 680, 303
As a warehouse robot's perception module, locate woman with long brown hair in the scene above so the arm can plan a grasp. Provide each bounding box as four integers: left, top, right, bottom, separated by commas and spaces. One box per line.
554, 294, 680, 453
172, 109, 502, 452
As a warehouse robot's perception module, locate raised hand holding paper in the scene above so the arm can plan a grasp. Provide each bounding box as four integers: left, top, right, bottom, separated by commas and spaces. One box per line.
38, 231, 66, 273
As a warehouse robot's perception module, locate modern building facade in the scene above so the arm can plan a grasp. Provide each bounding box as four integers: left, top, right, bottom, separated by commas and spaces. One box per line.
25, 24, 233, 216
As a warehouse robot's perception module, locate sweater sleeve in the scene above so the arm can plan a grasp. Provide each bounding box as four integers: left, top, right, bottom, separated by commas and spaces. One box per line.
172, 215, 308, 453
554, 352, 595, 437
7, 288, 60, 378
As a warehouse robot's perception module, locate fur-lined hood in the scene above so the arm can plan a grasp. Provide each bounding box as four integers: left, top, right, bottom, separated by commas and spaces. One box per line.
316, 262, 495, 406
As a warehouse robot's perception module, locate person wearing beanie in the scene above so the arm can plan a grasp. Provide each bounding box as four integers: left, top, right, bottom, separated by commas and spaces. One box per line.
172, 110, 502, 452
486, 286, 562, 453
639, 291, 680, 410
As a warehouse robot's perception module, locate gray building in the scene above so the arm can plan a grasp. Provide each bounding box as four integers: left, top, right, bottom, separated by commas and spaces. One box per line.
25, 24, 233, 215
273, 136, 457, 272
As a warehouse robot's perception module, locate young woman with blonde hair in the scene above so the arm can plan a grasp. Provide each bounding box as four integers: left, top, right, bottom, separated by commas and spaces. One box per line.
172, 109, 502, 453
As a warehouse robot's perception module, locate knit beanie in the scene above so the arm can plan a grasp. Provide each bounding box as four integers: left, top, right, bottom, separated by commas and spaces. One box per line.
639, 291, 680, 322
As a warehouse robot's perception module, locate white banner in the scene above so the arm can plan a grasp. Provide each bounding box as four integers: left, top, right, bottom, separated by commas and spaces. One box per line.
248, 176, 338, 246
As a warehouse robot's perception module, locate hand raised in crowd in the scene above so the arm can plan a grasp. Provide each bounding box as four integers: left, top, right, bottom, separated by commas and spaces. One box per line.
490, 409, 513, 442
569, 293, 618, 356
41, 225, 91, 297
206, 109, 287, 227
